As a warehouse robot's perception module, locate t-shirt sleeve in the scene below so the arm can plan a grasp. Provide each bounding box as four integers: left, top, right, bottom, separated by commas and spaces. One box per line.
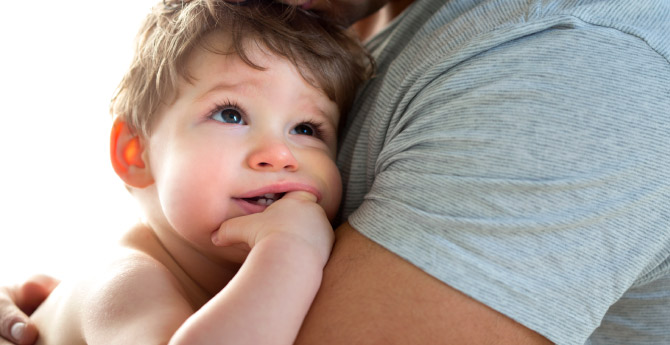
348, 25, 670, 344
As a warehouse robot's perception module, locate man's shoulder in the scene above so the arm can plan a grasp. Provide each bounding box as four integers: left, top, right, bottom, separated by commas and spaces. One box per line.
374, 0, 670, 69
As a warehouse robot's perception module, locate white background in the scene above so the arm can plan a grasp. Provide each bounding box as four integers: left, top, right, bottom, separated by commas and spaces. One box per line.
0, 1, 158, 286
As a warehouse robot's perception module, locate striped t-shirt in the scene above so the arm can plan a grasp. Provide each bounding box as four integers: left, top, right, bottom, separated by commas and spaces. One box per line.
337, 0, 670, 344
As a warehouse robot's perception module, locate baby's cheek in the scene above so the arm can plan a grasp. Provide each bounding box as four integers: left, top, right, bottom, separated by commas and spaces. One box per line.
158, 173, 224, 245
322, 162, 342, 220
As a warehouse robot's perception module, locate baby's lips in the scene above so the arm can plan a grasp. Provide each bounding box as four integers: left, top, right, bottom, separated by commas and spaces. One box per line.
238, 182, 322, 203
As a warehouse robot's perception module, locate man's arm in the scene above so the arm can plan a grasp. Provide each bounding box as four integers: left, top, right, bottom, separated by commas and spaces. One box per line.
295, 222, 552, 344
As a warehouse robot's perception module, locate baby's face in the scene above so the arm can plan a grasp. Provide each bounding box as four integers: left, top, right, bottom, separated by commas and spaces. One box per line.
144, 32, 341, 261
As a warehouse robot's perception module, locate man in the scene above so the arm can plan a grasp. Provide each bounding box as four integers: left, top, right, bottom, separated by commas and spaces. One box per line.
2, 0, 669, 344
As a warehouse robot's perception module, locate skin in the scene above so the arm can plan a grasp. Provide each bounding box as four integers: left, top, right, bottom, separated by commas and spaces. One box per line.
26, 31, 341, 345
273, 0, 392, 26
1, 1, 552, 344
0, 276, 57, 345
275, 1, 553, 343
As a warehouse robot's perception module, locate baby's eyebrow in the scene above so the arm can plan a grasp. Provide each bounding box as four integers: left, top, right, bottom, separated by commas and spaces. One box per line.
302, 102, 339, 126
195, 81, 255, 102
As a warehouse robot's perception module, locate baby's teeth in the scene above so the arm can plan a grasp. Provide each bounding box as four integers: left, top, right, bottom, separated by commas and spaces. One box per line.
256, 198, 274, 206
249, 194, 278, 206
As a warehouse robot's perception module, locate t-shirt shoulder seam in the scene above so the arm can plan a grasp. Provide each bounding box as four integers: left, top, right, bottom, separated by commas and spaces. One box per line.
568, 13, 670, 65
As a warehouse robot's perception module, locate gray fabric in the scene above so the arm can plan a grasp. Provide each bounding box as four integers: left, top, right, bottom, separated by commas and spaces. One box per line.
336, 0, 670, 344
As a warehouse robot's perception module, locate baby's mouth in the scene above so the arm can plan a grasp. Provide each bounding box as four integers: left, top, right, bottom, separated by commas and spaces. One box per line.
242, 193, 286, 206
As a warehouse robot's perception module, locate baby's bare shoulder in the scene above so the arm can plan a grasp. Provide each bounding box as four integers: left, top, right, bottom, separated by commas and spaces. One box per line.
32, 247, 191, 345
88, 248, 182, 305
79, 248, 194, 343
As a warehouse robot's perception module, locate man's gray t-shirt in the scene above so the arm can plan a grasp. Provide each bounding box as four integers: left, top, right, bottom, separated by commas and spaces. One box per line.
337, 0, 670, 344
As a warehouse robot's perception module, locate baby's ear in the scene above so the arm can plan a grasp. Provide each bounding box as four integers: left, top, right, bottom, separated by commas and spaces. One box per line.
110, 118, 154, 188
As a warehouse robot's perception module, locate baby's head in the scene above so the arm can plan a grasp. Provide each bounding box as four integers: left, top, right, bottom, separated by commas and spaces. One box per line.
111, 0, 372, 137
109, 1, 371, 247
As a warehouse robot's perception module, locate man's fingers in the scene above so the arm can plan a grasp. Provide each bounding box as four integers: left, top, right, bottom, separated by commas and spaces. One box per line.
0, 287, 36, 345
0, 275, 59, 344
2, 320, 37, 345
16, 275, 59, 315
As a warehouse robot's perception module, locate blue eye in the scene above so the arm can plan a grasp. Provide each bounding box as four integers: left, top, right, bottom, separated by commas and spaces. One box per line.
211, 107, 245, 125
292, 123, 315, 136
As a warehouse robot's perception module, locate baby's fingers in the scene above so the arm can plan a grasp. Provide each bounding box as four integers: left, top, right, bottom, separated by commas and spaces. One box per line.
281, 190, 318, 203
211, 213, 260, 247
211, 190, 321, 248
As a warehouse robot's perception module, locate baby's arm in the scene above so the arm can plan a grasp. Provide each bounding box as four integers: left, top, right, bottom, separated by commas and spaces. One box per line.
173, 191, 334, 345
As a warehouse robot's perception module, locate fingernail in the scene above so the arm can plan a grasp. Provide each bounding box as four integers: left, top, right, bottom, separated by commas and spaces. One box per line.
11, 322, 25, 341
211, 231, 219, 245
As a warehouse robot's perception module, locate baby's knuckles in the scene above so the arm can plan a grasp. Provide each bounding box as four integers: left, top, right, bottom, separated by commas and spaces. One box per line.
212, 190, 334, 265
256, 192, 334, 262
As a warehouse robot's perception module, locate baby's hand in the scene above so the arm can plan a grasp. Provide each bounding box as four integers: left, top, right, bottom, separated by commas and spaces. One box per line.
211, 191, 334, 266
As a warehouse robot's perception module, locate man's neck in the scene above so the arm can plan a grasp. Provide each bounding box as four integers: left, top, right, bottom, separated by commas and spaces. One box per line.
352, 0, 415, 41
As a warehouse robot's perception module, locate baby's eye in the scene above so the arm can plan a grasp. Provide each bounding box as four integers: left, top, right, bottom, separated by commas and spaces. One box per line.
291, 123, 316, 137
211, 107, 245, 125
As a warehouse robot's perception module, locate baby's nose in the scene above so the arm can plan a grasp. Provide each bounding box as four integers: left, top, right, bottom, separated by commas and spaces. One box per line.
246, 139, 298, 172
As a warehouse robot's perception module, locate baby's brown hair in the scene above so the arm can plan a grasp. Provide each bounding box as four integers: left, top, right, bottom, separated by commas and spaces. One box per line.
111, 0, 373, 136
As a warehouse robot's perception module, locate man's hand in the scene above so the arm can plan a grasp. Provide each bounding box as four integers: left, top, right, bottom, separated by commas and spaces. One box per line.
0, 275, 59, 345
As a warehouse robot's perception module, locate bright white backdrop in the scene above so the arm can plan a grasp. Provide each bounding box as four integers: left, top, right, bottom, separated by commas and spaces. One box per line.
0, 1, 158, 286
